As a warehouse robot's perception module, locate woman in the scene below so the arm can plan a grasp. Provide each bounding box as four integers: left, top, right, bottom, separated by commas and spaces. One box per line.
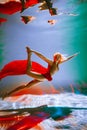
0, 47, 78, 97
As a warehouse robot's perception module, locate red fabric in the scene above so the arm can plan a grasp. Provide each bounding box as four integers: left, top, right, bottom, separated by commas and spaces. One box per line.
42, 72, 52, 81
0, 0, 39, 15
0, 60, 52, 81
42, 64, 52, 81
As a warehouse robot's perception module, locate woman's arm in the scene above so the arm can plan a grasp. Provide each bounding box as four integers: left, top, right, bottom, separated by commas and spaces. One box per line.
31, 48, 52, 65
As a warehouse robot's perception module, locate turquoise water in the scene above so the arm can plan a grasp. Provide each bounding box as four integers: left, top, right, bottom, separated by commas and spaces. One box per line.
0, 0, 87, 96
0, 1, 87, 84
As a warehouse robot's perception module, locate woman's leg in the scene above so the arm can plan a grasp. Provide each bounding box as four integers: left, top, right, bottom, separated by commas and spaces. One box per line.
26, 47, 32, 73
26, 47, 46, 80
3, 79, 41, 98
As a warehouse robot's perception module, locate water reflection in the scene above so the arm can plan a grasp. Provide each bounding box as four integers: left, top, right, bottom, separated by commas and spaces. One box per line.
0, 93, 87, 129
0, 105, 74, 130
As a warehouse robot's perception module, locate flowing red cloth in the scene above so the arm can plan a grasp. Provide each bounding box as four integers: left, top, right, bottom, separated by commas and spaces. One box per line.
0, 60, 52, 81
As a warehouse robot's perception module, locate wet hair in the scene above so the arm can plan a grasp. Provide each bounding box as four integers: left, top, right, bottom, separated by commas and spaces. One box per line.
53, 52, 66, 63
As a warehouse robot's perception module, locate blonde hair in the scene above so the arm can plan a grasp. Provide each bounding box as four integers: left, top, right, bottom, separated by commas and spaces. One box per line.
53, 52, 66, 63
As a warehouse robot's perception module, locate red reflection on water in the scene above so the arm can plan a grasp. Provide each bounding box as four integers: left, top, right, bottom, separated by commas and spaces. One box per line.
7, 112, 50, 130
0, 114, 25, 129
0, 1, 22, 15
0, 18, 7, 24
0, 115, 24, 121
0, 0, 39, 15
0, 104, 72, 130
56, 115, 71, 121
